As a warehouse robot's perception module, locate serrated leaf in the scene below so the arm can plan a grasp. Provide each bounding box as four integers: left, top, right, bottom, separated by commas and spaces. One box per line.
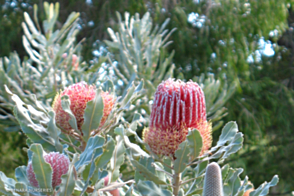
91, 136, 116, 184
125, 184, 134, 196
137, 180, 173, 196
0, 171, 16, 196
212, 121, 239, 149
114, 126, 124, 136
6, 88, 56, 151
29, 144, 53, 193
234, 177, 253, 196
195, 160, 209, 177
174, 141, 190, 173
210, 132, 243, 161
15, 183, 29, 196
47, 111, 63, 152
110, 139, 125, 181
81, 89, 104, 142
95, 136, 115, 169
186, 128, 203, 161
250, 175, 279, 196
186, 179, 203, 196
75, 136, 105, 171
132, 157, 167, 185
61, 95, 79, 133
102, 80, 114, 93
15, 166, 29, 185
224, 168, 243, 196
129, 112, 141, 131
119, 82, 136, 108
221, 164, 230, 180
124, 135, 150, 157
119, 80, 144, 109
59, 154, 79, 196
189, 121, 243, 164
80, 150, 104, 195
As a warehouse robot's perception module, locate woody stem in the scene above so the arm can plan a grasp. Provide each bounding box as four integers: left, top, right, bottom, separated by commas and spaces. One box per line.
172, 172, 181, 196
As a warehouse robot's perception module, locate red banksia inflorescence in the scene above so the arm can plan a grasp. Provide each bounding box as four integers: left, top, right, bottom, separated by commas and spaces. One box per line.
143, 78, 212, 157
52, 82, 115, 133
26, 152, 70, 188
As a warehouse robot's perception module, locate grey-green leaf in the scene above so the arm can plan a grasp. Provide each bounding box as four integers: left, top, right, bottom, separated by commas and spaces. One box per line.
174, 141, 190, 173
132, 157, 167, 185
15, 166, 29, 185
30, 144, 53, 193
213, 121, 238, 149
61, 95, 79, 133
74, 136, 105, 171
137, 180, 173, 196
186, 128, 203, 161
47, 111, 63, 152
95, 136, 115, 169
59, 154, 79, 196
0, 171, 16, 196
110, 139, 125, 181
15, 183, 29, 196
250, 175, 279, 196
81, 89, 104, 142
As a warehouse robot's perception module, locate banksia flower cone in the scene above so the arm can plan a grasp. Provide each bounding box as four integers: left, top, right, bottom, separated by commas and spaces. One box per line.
203, 162, 224, 196
143, 78, 212, 157
52, 82, 115, 133
26, 152, 70, 188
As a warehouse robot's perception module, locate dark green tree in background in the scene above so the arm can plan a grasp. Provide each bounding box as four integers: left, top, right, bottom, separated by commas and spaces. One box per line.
1, 0, 294, 195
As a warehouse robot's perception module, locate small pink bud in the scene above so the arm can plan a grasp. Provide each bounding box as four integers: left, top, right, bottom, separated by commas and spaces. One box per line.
71, 54, 79, 70
26, 152, 70, 188
103, 176, 120, 196
52, 82, 115, 134
62, 53, 68, 59
62, 53, 79, 70
143, 79, 212, 157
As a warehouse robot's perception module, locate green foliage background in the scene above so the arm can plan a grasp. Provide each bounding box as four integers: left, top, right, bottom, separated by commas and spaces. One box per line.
1, 0, 294, 195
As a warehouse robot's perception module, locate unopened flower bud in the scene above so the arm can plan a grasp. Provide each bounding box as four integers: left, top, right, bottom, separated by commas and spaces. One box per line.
26, 152, 70, 188
203, 162, 224, 196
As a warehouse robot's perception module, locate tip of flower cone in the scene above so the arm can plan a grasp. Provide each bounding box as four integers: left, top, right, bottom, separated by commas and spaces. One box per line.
52, 82, 115, 133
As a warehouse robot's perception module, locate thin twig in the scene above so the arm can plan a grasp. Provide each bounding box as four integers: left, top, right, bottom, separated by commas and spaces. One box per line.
59, 137, 80, 153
